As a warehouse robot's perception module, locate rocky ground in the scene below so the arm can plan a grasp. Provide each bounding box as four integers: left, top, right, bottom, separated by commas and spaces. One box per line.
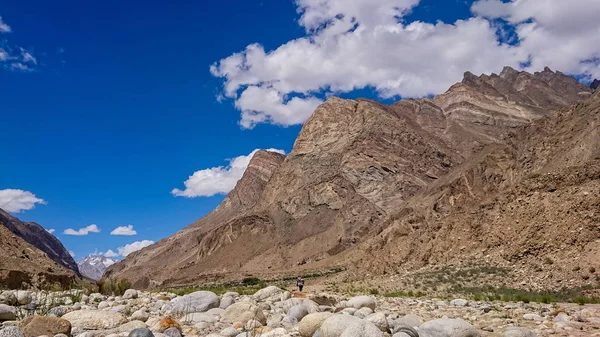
1, 286, 600, 337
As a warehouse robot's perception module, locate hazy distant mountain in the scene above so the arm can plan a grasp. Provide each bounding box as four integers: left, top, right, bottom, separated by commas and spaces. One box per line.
78, 255, 116, 280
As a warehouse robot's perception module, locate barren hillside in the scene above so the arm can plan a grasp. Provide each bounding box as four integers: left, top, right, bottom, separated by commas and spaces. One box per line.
105, 67, 597, 290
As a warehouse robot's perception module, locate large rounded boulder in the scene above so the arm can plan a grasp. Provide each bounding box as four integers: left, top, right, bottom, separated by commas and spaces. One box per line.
221, 302, 266, 325
21, 316, 71, 337
170, 291, 219, 314
346, 296, 376, 310
253, 286, 285, 302
299, 312, 333, 337
62, 310, 128, 330
418, 318, 480, 337
320, 314, 383, 337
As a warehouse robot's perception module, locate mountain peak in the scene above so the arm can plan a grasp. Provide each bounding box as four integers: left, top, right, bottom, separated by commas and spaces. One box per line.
499, 66, 520, 79
218, 149, 285, 212
78, 255, 115, 280
461, 71, 479, 83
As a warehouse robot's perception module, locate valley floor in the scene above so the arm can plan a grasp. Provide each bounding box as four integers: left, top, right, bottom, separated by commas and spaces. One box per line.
2, 283, 600, 337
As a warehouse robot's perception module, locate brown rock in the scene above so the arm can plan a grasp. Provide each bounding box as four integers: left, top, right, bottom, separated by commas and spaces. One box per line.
158, 318, 180, 333
21, 316, 71, 337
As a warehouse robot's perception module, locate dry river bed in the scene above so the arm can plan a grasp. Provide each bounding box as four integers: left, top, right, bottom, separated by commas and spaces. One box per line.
1, 287, 600, 337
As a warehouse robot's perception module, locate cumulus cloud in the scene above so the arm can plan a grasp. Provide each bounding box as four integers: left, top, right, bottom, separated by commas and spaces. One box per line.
110, 225, 137, 236
0, 15, 37, 71
471, 0, 600, 81
63, 224, 101, 236
172, 148, 285, 198
211, 0, 600, 127
117, 240, 154, 256
46, 229, 55, 234
102, 240, 154, 258
103, 249, 119, 258
0, 189, 46, 213
0, 16, 11, 33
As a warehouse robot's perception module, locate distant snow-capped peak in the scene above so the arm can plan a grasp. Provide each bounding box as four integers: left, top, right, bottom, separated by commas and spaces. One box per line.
77, 254, 116, 280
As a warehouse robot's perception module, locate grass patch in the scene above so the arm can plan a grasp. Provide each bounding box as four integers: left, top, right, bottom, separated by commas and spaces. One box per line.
96, 278, 132, 296
162, 278, 270, 296
454, 285, 600, 304
160, 267, 346, 296
383, 290, 427, 298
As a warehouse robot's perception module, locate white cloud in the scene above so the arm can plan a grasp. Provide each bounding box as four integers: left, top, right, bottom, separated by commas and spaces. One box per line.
101, 240, 155, 258
471, 0, 600, 81
0, 15, 37, 71
118, 240, 154, 257
211, 0, 600, 127
0, 16, 11, 33
235, 87, 323, 128
172, 148, 285, 198
63, 224, 101, 236
110, 225, 137, 236
103, 249, 119, 258
0, 189, 46, 213
46, 229, 55, 234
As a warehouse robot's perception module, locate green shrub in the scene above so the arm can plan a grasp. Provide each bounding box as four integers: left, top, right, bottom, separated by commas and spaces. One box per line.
241, 277, 262, 286
574, 296, 590, 305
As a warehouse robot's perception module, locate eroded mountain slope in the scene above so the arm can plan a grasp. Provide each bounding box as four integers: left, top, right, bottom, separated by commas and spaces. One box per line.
106, 67, 595, 289
0, 209, 79, 275
356, 89, 600, 290
0, 211, 79, 289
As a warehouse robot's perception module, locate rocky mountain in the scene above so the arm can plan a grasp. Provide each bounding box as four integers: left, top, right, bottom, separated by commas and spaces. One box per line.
0, 208, 79, 274
592, 79, 600, 90
77, 255, 116, 280
357, 89, 600, 289
0, 210, 79, 289
105, 66, 597, 290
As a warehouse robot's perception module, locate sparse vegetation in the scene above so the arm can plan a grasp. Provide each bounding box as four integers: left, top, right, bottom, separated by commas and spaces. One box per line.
96, 278, 132, 296
454, 285, 600, 304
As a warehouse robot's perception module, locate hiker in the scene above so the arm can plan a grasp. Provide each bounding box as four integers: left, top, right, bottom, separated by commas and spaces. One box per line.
296, 277, 305, 292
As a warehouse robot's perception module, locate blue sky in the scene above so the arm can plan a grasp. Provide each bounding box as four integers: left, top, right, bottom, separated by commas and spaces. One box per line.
1, 0, 599, 260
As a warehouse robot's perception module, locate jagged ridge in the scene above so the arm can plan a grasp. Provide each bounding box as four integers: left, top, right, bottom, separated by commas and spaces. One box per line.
106, 66, 597, 289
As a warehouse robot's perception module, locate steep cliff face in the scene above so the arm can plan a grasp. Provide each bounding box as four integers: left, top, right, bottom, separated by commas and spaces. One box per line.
357, 89, 600, 290
0, 209, 79, 274
106, 66, 596, 289
0, 211, 79, 289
